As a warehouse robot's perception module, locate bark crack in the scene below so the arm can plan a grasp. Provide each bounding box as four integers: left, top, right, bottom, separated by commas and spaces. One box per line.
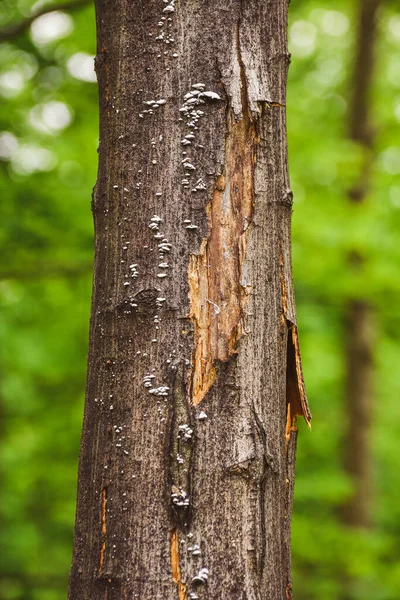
168, 365, 193, 531
98, 487, 107, 574
251, 405, 275, 579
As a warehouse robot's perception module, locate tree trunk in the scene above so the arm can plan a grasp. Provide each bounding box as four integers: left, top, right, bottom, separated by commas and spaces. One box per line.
68, 1, 310, 599
342, 0, 380, 530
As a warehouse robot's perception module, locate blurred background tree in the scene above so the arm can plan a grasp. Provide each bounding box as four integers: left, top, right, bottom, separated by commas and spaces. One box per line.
0, 1, 400, 599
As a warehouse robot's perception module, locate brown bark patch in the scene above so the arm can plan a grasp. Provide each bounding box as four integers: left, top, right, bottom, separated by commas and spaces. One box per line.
170, 528, 187, 600
280, 246, 311, 430
188, 111, 257, 405
98, 487, 107, 574
286, 325, 312, 430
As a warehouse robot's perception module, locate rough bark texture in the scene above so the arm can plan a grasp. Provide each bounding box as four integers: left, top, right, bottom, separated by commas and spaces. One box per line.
342, 0, 380, 530
69, 1, 310, 599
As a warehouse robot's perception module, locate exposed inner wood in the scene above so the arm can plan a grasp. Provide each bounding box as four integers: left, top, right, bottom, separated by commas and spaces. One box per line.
286, 582, 293, 599
188, 108, 257, 405
279, 246, 289, 320
170, 528, 187, 600
98, 487, 107, 574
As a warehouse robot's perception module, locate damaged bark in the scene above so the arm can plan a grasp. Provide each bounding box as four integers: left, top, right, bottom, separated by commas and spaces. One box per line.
69, 1, 309, 599
188, 102, 256, 405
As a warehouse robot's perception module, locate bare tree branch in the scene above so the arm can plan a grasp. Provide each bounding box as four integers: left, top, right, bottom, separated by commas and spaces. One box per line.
0, 0, 92, 43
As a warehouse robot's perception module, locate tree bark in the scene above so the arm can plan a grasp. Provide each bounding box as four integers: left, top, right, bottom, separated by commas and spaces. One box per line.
342, 0, 380, 530
69, 1, 310, 599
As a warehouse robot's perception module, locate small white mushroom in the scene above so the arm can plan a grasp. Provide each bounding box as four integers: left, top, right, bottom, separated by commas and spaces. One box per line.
199, 91, 221, 101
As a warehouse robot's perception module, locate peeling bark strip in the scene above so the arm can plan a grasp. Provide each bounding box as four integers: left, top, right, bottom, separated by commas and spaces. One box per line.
69, 1, 308, 598
286, 326, 311, 428
280, 245, 311, 431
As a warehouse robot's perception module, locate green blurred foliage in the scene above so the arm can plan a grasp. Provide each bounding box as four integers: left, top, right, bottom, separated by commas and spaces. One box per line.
289, 2, 400, 599
0, 1, 399, 598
